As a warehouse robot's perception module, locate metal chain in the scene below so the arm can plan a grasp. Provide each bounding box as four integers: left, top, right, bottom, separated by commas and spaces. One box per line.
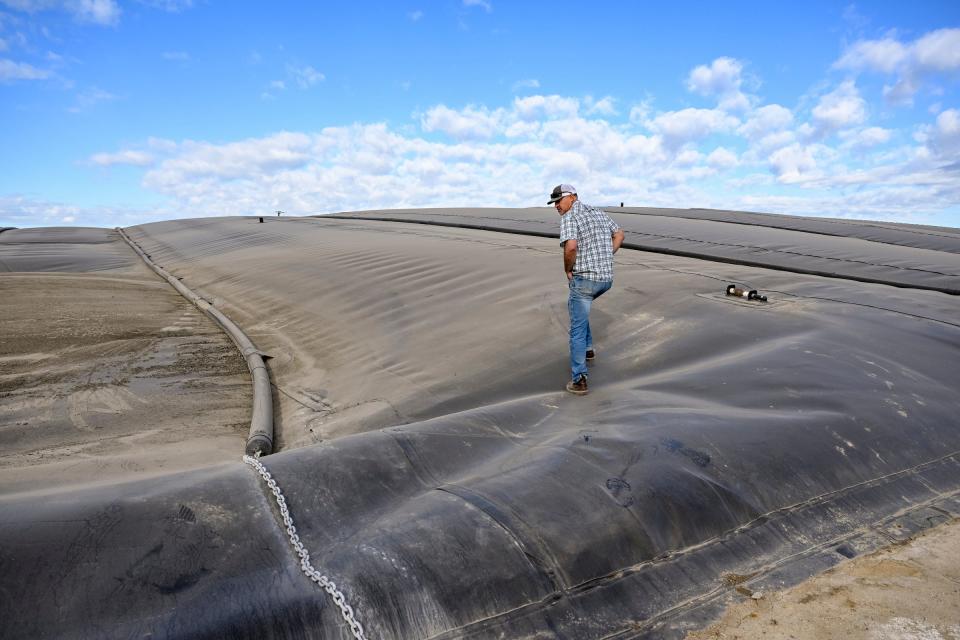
243, 454, 369, 640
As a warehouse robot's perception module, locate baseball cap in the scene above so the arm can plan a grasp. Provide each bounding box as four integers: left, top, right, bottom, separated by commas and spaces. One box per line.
547, 184, 577, 204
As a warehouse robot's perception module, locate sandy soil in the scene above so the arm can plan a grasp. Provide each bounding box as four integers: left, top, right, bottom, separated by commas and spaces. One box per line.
686, 518, 960, 640
0, 271, 251, 495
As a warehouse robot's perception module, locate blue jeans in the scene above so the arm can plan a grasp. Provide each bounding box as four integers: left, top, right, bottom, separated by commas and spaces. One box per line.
568, 276, 612, 381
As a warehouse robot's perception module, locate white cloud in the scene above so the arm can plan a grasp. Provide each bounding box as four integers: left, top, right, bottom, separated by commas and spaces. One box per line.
0, 194, 166, 227
755, 130, 796, 151
585, 96, 617, 116
290, 65, 324, 89
162, 51, 189, 61
0, 57, 49, 80
0, 0, 120, 24
811, 80, 866, 132
687, 57, 752, 111
839, 126, 892, 150
768, 143, 820, 183
834, 37, 908, 73
707, 147, 738, 169
7, 31, 29, 51
69, 0, 121, 25
646, 107, 739, 145
929, 108, 960, 157
913, 28, 960, 71
408, 10, 423, 21
688, 57, 742, 95
95, 107, 671, 217
513, 94, 579, 120
738, 104, 793, 139
0, 1, 55, 12
628, 101, 651, 124
136, 0, 193, 11
145, 132, 313, 183
544, 150, 589, 179
882, 76, 919, 106
421, 104, 503, 139
674, 149, 702, 166
0, 38, 7, 53
147, 137, 177, 152
61, 89, 960, 227
511, 78, 539, 92
463, 0, 491, 12
504, 120, 539, 138
90, 149, 154, 166
834, 28, 960, 104
67, 87, 118, 112
0, 194, 82, 226
936, 109, 960, 137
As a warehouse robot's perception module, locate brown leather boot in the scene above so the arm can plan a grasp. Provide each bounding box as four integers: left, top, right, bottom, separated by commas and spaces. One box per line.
565, 375, 588, 395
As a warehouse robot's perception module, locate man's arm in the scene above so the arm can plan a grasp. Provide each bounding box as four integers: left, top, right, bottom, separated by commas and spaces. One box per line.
612, 229, 624, 254
563, 239, 577, 279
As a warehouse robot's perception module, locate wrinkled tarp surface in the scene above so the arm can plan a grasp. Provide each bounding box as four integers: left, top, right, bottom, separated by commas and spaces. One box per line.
329, 207, 960, 293
1, 208, 959, 639
0, 226, 140, 273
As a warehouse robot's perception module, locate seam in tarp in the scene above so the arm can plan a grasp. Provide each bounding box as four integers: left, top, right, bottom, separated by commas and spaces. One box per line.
115, 227, 274, 455
320, 215, 960, 296
438, 483, 567, 592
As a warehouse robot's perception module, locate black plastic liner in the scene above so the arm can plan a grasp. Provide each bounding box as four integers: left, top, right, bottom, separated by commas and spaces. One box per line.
2, 209, 959, 639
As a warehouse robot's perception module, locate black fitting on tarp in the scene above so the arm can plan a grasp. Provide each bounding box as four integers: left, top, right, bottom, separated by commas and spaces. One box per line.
726, 284, 768, 302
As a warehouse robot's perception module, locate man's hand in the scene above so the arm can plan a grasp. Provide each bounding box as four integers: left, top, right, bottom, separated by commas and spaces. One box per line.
563, 238, 578, 275
612, 229, 624, 254
566, 271, 573, 281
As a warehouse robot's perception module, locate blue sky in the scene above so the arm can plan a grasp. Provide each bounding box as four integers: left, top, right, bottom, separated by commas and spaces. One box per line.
1, 1, 959, 228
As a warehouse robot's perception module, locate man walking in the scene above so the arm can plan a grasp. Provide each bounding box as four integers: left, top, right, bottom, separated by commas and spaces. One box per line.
548, 184, 624, 395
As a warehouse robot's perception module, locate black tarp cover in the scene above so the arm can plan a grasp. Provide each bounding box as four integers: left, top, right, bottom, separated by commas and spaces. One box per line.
1, 208, 959, 639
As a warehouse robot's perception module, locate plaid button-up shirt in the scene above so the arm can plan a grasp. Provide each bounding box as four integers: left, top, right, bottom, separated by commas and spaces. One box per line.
559, 200, 621, 282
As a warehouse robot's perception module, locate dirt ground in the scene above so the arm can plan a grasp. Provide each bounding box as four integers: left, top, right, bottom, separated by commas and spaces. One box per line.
686, 517, 960, 640
0, 271, 251, 495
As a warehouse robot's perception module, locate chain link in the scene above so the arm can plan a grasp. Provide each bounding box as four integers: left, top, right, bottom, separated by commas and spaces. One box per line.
243, 454, 369, 640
